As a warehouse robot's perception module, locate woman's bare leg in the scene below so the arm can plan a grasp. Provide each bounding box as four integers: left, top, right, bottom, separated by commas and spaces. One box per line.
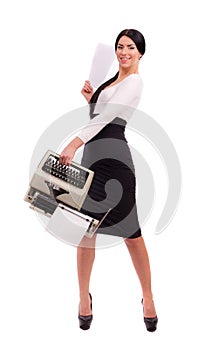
125, 236, 157, 317
77, 234, 97, 315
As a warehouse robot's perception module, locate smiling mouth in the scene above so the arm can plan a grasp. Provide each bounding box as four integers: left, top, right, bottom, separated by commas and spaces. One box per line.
120, 57, 130, 63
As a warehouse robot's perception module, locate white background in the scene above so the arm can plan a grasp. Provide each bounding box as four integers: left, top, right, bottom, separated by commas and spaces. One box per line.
0, 0, 212, 348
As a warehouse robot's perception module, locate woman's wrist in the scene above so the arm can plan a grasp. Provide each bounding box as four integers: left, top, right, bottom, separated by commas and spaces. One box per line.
59, 137, 84, 165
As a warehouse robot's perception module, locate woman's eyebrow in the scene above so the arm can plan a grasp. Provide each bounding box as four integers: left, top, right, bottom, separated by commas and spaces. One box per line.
118, 44, 135, 47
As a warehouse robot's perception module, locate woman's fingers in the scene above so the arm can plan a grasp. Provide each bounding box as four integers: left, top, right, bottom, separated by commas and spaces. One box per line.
83, 80, 93, 93
59, 154, 71, 166
59, 144, 77, 166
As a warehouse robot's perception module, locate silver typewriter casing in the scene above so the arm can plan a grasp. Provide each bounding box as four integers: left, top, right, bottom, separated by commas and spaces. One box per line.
24, 150, 94, 211
24, 150, 110, 239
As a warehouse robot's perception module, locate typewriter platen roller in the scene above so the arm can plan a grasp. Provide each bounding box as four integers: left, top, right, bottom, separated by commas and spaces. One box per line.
24, 150, 110, 239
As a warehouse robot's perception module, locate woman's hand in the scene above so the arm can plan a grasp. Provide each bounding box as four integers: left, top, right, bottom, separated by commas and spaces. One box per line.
59, 144, 76, 166
59, 137, 84, 165
81, 80, 94, 102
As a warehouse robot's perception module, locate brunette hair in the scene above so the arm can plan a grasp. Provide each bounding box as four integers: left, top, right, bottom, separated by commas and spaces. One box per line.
115, 29, 145, 55
89, 29, 146, 118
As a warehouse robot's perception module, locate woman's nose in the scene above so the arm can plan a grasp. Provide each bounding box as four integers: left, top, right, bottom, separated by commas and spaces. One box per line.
121, 46, 128, 54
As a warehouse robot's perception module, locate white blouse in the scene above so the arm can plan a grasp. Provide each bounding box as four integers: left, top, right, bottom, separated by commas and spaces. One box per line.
77, 73, 143, 144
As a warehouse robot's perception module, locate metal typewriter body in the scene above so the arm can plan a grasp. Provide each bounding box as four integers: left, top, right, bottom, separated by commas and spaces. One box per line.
25, 150, 94, 213
24, 150, 108, 238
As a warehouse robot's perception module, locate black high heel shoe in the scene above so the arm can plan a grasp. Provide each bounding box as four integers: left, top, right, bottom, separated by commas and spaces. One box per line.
78, 293, 93, 330
141, 299, 158, 332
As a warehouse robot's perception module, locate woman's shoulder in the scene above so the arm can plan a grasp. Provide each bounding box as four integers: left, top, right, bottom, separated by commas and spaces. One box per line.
119, 74, 143, 95
126, 73, 142, 80
121, 73, 143, 87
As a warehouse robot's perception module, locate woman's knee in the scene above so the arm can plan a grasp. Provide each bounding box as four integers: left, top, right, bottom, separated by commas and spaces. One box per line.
125, 236, 143, 247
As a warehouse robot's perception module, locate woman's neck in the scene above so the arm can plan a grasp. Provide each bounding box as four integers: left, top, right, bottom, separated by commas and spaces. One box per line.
118, 67, 139, 80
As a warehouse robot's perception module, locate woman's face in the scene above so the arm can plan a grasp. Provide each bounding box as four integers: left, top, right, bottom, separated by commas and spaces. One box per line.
116, 35, 141, 70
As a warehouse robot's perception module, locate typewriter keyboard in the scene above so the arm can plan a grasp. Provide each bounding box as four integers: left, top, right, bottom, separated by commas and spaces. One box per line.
42, 154, 89, 189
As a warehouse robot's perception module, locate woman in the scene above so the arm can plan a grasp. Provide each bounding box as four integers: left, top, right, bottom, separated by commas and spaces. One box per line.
60, 29, 158, 332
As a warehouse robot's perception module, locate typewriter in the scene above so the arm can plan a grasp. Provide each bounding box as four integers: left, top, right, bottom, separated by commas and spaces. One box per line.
24, 150, 109, 238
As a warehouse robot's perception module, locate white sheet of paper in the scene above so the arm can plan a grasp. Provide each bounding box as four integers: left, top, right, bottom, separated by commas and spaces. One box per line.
46, 206, 90, 247
89, 43, 115, 88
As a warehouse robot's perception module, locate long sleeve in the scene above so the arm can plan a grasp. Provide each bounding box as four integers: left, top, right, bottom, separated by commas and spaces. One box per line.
77, 74, 143, 144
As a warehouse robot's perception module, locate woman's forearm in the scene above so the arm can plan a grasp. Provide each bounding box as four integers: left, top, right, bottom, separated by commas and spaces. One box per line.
59, 137, 84, 165
70, 136, 84, 149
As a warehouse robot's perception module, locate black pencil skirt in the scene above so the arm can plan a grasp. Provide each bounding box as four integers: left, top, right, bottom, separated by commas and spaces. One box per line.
80, 117, 142, 239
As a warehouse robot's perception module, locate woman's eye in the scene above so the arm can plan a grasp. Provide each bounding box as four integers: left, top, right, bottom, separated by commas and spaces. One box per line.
117, 45, 135, 50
